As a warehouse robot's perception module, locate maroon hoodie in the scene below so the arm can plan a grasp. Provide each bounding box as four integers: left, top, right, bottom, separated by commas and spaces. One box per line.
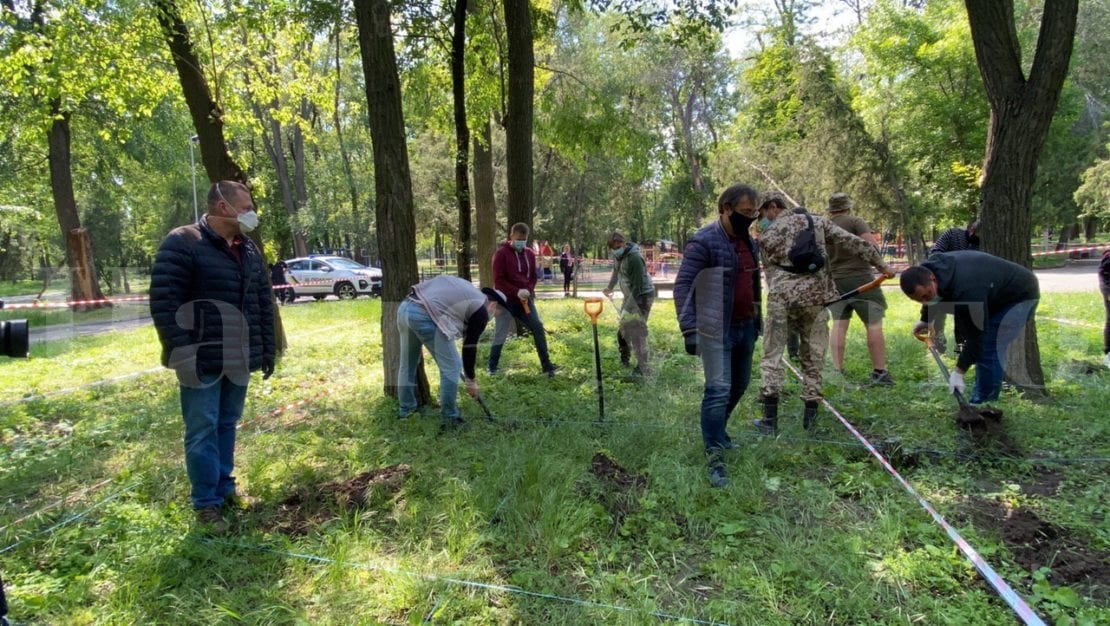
493, 241, 538, 294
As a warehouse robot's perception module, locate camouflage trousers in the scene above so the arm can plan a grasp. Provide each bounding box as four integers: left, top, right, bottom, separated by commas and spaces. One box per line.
760, 301, 829, 401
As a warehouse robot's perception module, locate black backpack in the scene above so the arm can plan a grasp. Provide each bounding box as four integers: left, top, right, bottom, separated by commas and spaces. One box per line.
777, 209, 825, 274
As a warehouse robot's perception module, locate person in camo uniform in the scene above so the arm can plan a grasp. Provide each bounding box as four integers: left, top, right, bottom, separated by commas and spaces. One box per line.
753, 201, 894, 434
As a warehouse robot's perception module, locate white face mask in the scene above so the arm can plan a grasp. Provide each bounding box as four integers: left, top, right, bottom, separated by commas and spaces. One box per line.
237, 210, 260, 233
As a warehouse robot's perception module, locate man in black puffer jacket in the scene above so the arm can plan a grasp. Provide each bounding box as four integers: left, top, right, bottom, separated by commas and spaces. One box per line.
150, 180, 275, 533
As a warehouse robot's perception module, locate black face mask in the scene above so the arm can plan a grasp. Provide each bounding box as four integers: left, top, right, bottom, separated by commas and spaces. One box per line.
728, 212, 754, 235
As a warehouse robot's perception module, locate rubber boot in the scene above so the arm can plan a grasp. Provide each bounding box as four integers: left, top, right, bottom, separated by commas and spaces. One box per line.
752, 395, 778, 435
803, 400, 819, 431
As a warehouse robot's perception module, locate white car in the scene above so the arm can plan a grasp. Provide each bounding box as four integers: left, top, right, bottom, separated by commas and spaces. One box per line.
284, 256, 382, 301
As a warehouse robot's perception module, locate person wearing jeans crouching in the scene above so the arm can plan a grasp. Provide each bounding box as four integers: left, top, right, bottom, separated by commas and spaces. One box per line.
397, 275, 500, 426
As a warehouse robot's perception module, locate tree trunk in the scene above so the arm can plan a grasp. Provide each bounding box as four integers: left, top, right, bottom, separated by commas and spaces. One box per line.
452, 0, 473, 281
46, 106, 106, 304
473, 119, 498, 288
154, 0, 245, 184
965, 0, 1079, 400
333, 22, 366, 261
250, 99, 306, 257
355, 0, 429, 402
503, 0, 534, 231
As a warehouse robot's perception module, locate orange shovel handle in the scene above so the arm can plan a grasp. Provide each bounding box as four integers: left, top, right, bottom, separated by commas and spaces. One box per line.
583, 297, 604, 324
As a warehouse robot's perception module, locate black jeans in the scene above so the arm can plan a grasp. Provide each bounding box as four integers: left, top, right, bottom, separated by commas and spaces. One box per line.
562, 270, 573, 292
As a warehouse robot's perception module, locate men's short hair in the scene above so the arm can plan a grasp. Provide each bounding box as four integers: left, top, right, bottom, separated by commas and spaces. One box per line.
608, 231, 626, 245
510, 222, 529, 237
717, 184, 759, 213
207, 181, 250, 209
899, 265, 934, 296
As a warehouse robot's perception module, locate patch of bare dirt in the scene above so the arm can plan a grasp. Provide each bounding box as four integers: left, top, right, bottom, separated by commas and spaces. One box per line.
261, 464, 411, 536
583, 452, 648, 531
1021, 469, 1065, 498
963, 496, 1109, 593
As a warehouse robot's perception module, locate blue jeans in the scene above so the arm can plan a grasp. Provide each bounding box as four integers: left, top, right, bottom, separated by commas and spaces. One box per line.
488, 296, 553, 372
397, 299, 462, 421
180, 374, 248, 509
969, 299, 1039, 404
699, 320, 757, 452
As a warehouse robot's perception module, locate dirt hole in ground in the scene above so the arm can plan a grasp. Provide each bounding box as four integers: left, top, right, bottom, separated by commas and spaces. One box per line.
262, 464, 411, 536
963, 496, 1109, 594
584, 452, 647, 530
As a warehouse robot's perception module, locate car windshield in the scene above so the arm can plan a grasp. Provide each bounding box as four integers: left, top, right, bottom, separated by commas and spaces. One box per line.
322, 258, 367, 270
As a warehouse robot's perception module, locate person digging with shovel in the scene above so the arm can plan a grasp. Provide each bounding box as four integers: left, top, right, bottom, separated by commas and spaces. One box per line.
397, 275, 501, 428
900, 250, 1040, 407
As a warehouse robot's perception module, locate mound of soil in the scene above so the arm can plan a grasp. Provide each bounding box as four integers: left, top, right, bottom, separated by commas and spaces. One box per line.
264, 464, 411, 536
963, 496, 1109, 591
586, 452, 648, 530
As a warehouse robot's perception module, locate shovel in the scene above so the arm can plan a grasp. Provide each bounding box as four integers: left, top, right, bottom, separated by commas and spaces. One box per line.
460, 375, 496, 422
584, 297, 605, 423
825, 274, 888, 306
914, 331, 1003, 428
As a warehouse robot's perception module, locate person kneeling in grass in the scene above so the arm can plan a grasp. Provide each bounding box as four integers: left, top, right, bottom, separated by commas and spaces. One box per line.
397, 275, 502, 427
900, 250, 1040, 404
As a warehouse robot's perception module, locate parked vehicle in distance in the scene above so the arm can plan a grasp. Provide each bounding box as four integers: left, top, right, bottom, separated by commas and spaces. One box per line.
284, 256, 382, 301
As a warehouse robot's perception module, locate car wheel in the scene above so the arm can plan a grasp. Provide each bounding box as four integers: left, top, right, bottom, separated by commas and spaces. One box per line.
313, 294, 326, 302
335, 282, 357, 300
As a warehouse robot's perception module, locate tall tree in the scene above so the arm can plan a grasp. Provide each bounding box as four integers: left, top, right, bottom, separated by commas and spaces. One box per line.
354, 0, 429, 400
473, 119, 498, 287
964, 0, 1078, 397
503, 0, 534, 230
2, 0, 112, 303
452, 0, 473, 280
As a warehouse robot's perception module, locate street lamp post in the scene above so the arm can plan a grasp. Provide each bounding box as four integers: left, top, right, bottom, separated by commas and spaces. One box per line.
189, 135, 200, 223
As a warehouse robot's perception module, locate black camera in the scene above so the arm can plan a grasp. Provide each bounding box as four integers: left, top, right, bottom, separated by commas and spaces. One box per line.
0, 299, 31, 358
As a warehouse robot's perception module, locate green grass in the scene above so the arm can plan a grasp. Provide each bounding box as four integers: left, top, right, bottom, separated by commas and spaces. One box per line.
1, 293, 1107, 624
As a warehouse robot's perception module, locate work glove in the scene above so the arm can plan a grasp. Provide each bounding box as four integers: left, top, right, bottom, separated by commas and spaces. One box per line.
912, 320, 931, 337
517, 288, 530, 300
463, 378, 479, 399
262, 358, 275, 380
948, 371, 965, 396
879, 265, 896, 279
684, 334, 699, 356
602, 288, 613, 298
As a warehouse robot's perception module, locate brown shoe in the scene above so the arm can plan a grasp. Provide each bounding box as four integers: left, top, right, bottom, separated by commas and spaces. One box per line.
195, 505, 230, 535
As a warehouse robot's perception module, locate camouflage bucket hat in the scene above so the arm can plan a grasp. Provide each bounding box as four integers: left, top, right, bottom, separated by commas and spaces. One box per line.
827, 192, 853, 213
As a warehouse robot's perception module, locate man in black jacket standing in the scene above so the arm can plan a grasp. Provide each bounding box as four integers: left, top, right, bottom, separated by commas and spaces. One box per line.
900, 250, 1039, 404
150, 180, 275, 533
674, 183, 762, 488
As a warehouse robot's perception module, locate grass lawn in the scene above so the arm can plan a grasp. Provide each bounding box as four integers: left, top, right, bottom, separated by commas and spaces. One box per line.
1, 293, 1107, 624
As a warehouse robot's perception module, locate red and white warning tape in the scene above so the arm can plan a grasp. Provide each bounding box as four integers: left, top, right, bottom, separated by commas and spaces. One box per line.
783, 359, 1046, 626
1, 295, 150, 310
1031, 245, 1106, 258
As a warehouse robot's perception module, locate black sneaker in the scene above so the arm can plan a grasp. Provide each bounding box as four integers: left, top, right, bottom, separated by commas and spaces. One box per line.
868, 370, 895, 386
543, 364, 561, 378
708, 461, 729, 488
